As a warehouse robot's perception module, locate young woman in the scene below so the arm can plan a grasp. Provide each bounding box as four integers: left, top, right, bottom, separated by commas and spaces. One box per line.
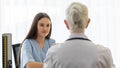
17, 12, 55, 68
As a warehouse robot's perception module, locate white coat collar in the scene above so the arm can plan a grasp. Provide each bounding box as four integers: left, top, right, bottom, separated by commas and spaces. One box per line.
69, 33, 89, 39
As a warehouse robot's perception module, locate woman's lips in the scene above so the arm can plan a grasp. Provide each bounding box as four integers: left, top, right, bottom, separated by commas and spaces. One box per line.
42, 31, 46, 33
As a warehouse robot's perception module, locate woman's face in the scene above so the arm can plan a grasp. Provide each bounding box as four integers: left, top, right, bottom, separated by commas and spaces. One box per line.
37, 18, 51, 38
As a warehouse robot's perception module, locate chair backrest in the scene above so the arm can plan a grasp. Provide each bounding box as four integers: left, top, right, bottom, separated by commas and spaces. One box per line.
12, 43, 21, 68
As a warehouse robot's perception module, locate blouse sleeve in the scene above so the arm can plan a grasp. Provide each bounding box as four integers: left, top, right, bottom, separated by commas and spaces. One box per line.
49, 39, 55, 47
20, 39, 35, 68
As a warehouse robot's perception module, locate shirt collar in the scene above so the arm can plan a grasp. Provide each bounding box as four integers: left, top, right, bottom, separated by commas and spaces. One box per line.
69, 33, 89, 39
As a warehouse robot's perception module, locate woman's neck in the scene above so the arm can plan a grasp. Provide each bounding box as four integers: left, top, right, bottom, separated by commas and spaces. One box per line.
36, 37, 45, 49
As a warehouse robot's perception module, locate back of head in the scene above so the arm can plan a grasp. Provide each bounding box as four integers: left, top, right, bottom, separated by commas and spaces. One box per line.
66, 2, 88, 33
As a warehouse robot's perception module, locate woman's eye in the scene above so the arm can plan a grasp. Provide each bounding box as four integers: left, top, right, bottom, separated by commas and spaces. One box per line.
40, 24, 44, 26
46, 24, 50, 27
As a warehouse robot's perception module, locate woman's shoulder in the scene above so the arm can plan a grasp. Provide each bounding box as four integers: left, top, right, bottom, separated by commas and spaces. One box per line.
22, 39, 34, 46
21, 39, 34, 50
48, 38, 55, 43
23, 39, 31, 43
23, 39, 34, 43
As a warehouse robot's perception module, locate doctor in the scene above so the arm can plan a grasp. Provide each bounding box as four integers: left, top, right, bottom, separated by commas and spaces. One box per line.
44, 2, 115, 68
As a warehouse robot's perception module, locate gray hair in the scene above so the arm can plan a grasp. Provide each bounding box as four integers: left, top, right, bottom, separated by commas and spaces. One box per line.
66, 2, 88, 33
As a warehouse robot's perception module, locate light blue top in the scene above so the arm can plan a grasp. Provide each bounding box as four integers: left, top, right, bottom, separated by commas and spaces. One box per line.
20, 38, 55, 68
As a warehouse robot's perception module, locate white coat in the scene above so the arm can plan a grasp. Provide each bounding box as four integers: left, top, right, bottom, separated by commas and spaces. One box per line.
44, 33, 115, 68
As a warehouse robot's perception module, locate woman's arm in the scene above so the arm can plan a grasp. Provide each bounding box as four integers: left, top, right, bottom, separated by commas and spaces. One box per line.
26, 62, 43, 68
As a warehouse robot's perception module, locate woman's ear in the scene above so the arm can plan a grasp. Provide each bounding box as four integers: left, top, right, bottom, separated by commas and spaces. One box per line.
86, 18, 90, 28
64, 20, 69, 29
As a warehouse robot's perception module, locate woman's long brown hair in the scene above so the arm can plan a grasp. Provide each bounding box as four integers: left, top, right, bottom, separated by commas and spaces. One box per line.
17, 12, 52, 68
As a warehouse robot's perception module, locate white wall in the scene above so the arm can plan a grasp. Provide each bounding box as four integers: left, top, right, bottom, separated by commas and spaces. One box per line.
0, 0, 120, 68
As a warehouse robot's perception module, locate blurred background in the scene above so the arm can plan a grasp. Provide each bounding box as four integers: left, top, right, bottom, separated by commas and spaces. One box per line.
0, 0, 120, 68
